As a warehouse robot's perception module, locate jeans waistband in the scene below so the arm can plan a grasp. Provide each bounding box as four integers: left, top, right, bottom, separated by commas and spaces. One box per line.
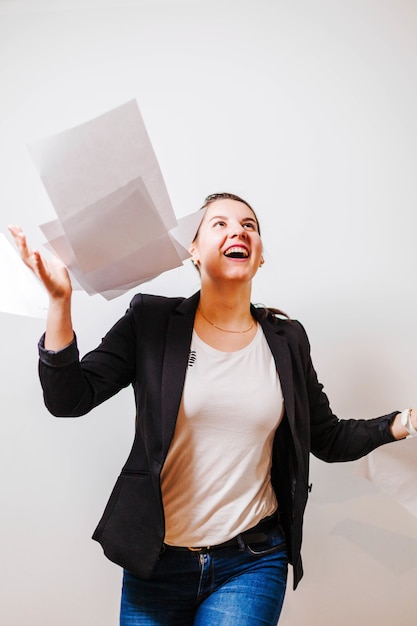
164, 511, 280, 553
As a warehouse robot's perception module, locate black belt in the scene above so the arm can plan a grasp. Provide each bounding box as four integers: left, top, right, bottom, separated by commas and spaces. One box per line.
164, 512, 279, 553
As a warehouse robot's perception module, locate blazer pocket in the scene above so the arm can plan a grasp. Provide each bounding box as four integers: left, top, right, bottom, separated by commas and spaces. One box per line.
92, 470, 151, 541
92, 470, 163, 579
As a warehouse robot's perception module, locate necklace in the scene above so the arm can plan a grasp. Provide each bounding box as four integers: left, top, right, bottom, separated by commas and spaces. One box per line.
198, 307, 255, 334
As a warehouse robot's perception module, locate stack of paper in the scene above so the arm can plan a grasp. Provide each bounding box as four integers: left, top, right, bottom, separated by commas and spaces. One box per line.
28, 100, 203, 300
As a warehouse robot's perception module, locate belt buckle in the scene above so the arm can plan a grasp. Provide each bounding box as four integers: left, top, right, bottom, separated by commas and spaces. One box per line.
187, 546, 210, 552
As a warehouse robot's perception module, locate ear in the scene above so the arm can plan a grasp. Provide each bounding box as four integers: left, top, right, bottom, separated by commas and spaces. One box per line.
188, 243, 200, 265
259, 256, 265, 267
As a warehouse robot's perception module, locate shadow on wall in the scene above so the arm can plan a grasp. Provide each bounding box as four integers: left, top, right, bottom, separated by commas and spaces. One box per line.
331, 518, 417, 574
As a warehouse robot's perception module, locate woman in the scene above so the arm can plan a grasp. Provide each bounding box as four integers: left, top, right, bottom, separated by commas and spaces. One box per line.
9, 192, 417, 625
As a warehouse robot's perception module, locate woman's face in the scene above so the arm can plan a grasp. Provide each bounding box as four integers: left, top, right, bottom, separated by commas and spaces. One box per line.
189, 198, 264, 285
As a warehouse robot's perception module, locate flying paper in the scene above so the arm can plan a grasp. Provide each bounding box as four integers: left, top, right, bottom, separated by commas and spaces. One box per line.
355, 437, 417, 519
28, 100, 203, 299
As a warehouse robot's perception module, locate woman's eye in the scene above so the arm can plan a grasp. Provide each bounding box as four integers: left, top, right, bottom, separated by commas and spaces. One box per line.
213, 221, 226, 227
243, 222, 255, 229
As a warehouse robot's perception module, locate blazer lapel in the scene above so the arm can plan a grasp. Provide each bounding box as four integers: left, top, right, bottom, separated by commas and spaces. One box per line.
257, 312, 296, 439
160, 292, 200, 457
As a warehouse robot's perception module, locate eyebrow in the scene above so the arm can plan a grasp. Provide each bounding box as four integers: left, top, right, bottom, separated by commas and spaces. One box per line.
208, 215, 257, 224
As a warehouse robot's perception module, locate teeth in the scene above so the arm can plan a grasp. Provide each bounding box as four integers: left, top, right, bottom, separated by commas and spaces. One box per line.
224, 247, 249, 258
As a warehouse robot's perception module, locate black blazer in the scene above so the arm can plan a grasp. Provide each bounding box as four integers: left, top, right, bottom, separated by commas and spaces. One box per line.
38, 291, 397, 589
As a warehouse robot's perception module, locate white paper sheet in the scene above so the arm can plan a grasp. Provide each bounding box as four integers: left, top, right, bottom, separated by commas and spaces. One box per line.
355, 437, 417, 518
169, 210, 205, 256
28, 100, 205, 299
28, 100, 176, 230
40, 215, 201, 297
0, 233, 48, 318
61, 176, 168, 274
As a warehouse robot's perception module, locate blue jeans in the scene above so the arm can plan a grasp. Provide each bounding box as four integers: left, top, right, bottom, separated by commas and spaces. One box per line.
120, 522, 288, 625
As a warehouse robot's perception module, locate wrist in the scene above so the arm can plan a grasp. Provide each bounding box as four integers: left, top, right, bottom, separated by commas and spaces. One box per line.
45, 297, 74, 351
47, 293, 72, 313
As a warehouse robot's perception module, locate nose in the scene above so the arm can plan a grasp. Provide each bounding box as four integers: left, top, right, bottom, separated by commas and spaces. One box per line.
230, 223, 247, 239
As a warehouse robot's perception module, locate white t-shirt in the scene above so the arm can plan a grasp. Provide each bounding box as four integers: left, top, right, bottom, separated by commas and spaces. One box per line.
161, 324, 285, 546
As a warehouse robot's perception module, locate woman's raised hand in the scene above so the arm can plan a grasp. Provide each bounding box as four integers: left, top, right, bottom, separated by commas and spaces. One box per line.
8, 225, 72, 302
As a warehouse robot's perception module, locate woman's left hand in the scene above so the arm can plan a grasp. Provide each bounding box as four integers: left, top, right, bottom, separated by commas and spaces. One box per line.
391, 408, 417, 440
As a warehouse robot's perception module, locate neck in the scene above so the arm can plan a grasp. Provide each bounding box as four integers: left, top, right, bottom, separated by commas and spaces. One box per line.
199, 281, 253, 325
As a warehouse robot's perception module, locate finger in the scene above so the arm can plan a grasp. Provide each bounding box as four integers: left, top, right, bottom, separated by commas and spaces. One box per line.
32, 249, 42, 268
8, 225, 33, 264
7, 224, 21, 235
7, 224, 26, 242
8, 224, 26, 248
8, 224, 23, 248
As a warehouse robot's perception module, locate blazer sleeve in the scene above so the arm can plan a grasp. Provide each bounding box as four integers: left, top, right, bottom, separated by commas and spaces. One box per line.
294, 321, 398, 462
38, 296, 140, 417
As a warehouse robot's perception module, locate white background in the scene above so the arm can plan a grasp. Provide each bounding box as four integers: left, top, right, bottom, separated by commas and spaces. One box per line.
1, 1, 417, 624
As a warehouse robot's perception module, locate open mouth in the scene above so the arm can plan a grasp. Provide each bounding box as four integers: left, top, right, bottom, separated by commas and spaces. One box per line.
224, 246, 249, 259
